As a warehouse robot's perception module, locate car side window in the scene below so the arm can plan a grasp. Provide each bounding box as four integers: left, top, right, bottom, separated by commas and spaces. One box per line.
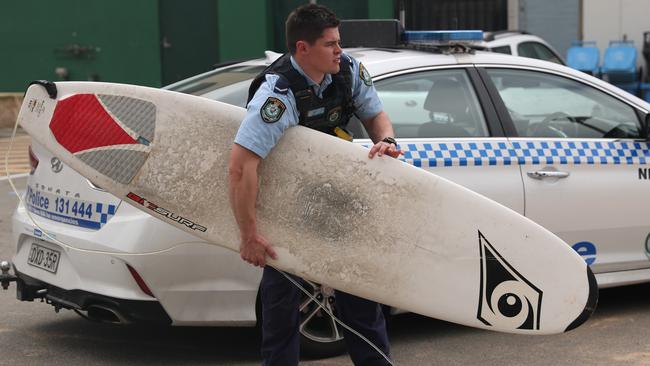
486, 68, 642, 138
491, 45, 512, 55
517, 42, 562, 64
350, 69, 489, 139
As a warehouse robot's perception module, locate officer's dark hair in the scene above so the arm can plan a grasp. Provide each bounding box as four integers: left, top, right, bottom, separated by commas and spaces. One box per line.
285, 4, 340, 54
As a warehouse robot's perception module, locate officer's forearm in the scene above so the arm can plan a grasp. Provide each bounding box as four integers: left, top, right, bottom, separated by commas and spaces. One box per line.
230, 170, 258, 238
362, 111, 395, 143
228, 145, 261, 239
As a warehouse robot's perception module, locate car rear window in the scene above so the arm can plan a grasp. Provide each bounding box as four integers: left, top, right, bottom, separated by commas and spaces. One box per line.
167, 65, 265, 107
490, 45, 512, 55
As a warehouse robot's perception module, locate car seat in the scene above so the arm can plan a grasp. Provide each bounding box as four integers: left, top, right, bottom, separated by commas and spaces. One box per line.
419, 78, 472, 138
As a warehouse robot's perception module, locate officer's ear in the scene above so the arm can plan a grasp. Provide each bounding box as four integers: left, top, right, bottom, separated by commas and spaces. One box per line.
295, 40, 310, 55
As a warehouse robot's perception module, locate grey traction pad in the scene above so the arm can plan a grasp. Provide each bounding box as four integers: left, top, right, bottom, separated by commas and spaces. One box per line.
98, 94, 156, 143
77, 149, 148, 184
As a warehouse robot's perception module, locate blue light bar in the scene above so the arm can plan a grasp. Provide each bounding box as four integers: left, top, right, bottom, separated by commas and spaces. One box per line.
403, 30, 484, 43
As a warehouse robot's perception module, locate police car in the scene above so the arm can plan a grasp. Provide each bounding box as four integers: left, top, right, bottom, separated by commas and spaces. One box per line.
484, 30, 566, 65
3, 28, 650, 358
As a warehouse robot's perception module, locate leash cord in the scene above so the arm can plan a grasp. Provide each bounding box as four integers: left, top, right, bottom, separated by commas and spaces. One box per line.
273, 266, 394, 365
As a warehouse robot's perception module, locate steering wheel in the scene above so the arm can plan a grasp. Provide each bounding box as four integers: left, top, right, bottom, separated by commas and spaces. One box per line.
603, 123, 634, 139
529, 112, 573, 138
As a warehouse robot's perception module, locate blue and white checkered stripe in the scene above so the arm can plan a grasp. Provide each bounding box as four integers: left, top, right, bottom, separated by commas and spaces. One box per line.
95, 203, 117, 225
397, 140, 650, 167
400, 142, 518, 167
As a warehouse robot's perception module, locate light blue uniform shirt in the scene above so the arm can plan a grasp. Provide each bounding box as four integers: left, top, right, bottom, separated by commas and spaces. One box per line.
234, 53, 383, 159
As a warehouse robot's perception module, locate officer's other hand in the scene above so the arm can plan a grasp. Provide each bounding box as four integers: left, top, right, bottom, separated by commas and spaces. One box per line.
240, 232, 277, 267
368, 141, 403, 159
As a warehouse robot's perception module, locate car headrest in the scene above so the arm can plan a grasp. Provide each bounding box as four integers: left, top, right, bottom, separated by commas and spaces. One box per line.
423, 78, 469, 116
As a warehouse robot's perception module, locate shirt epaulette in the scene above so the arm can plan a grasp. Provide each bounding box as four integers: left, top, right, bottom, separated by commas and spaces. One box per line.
273, 75, 290, 95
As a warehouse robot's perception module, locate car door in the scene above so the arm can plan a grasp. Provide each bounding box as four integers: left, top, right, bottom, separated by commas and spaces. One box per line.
481, 66, 649, 280
350, 66, 525, 214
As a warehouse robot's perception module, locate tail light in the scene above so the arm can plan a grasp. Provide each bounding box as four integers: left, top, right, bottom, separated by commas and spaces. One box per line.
126, 264, 155, 298
28, 145, 39, 174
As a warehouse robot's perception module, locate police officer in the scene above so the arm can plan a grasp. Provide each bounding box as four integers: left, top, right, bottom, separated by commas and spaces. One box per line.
228, 4, 400, 366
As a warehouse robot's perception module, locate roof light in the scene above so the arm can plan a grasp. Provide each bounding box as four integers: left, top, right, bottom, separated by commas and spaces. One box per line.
402, 30, 484, 44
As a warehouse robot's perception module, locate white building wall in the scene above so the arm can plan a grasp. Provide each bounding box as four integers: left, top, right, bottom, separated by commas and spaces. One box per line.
507, 0, 519, 30
583, 0, 650, 70
516, 0, 580, 58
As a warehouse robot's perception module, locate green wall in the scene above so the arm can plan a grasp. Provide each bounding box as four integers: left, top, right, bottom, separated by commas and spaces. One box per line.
0, 0, 161, 92
217, 0, 272, 62
368, 0, 395, 19
160, 0, 219, 85
0, 0, 394, 92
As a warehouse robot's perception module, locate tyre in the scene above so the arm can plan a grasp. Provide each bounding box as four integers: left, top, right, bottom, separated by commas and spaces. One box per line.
298, 280, 347, 359
255, 278, 391, 359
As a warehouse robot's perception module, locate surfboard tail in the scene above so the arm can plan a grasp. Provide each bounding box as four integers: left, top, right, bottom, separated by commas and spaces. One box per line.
564, 266, 598, 332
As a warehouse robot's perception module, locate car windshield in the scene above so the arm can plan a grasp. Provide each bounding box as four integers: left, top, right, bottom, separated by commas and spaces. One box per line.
167, 64, 266, 108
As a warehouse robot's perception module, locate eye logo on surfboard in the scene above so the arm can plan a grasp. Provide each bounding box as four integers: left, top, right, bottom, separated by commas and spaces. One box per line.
477, 231, 543, 331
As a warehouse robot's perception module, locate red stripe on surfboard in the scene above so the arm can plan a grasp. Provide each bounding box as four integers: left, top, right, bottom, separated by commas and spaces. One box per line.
50, 94, 137, 154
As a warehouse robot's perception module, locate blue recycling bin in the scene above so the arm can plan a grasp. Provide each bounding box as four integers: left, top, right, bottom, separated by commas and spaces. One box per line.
641, 83, 650, 103
602, 40, 638, 84
642, 31, 650, 83
567, 41, 600, 76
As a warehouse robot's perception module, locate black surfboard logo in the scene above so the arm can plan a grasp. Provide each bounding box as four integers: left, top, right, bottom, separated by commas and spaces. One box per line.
477, 231, 543, 330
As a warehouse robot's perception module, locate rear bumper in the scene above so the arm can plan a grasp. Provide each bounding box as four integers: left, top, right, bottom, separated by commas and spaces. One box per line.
11, 203, 263, 326
15, 269, 172, 325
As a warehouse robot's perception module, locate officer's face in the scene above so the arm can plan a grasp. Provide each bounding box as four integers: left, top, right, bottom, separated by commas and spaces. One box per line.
303, 27, 342, 75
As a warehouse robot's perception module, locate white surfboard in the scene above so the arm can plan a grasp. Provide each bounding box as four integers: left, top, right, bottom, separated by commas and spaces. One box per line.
17, 81, 597, 335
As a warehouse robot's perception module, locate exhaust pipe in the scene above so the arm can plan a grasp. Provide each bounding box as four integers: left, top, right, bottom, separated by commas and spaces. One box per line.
85, 304, 131, 325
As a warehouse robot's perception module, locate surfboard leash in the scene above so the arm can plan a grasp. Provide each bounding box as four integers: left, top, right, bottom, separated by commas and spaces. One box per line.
272, 266, 394, 365
5, 119, 394, 365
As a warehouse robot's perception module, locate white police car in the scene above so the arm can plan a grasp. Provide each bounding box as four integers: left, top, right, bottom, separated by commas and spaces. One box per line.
484, 30, 566, 65
3, 28, 650, 358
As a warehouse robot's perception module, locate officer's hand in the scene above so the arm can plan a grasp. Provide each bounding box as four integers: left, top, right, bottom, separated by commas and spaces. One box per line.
240, 232, 277, 267
368, 141, 403, 159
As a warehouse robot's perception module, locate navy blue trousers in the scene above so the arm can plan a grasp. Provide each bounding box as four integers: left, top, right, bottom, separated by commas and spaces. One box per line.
260, 266, 391, 366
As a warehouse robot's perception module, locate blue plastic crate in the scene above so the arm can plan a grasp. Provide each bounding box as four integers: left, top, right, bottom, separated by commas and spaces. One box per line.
567, 41, 600, 75
641, 83, 650, 103
602, 40, 638, 83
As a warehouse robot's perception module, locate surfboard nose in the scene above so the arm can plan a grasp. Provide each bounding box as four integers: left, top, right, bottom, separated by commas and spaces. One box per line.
565, 266, 599, 332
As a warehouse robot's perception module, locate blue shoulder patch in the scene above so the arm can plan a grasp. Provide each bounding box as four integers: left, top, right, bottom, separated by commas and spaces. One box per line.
273, 75, 290, 95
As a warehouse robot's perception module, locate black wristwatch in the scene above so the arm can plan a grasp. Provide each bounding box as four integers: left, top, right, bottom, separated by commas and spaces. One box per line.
381, 136, 397, 146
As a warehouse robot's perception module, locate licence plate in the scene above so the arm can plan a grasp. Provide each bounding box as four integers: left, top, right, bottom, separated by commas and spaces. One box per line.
27, 243, 61, 274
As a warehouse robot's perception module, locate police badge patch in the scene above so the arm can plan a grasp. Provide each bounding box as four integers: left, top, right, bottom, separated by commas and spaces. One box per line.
260, 97, 286, 123
327, 107, 342, 123
359, 62, 372, 86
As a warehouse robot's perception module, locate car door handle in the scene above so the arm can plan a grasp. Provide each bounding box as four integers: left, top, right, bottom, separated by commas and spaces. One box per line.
527, 170, 570, 180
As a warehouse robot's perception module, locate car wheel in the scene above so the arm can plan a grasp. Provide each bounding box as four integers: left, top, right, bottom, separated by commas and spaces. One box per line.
299, 280, 347, 359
